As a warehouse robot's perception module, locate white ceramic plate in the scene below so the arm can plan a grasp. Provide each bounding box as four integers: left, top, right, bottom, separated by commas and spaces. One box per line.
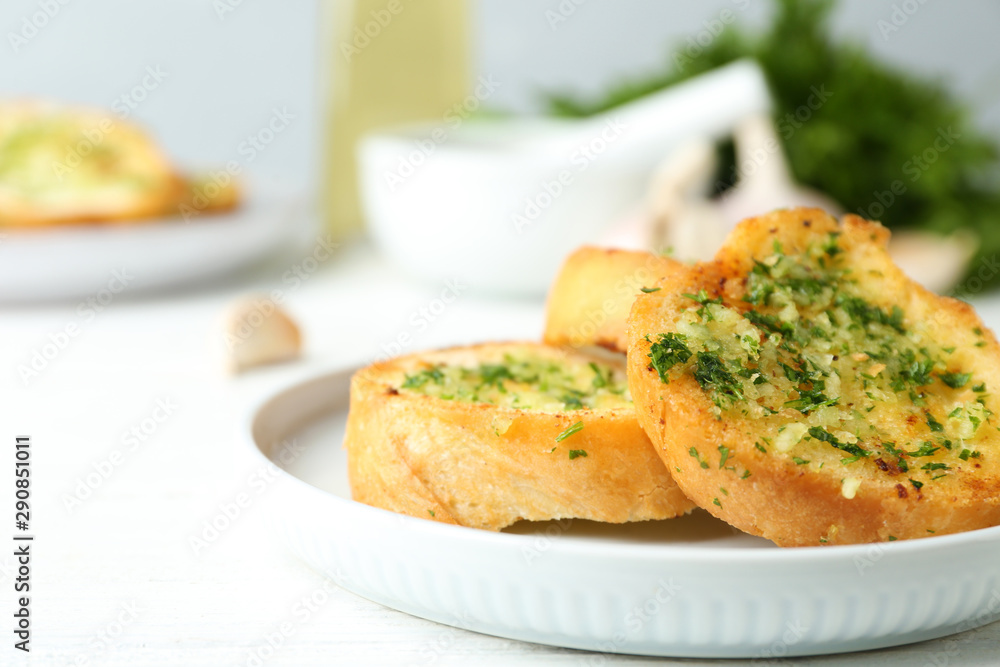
0, 186, 305, 302
246, 366, 1000, 659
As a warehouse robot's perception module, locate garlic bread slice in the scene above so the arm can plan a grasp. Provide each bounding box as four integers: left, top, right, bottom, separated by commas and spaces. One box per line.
544, 246, 682, 353
346, 342, 694, 530
628, 208, 1000, 546
0, 103, 182, 227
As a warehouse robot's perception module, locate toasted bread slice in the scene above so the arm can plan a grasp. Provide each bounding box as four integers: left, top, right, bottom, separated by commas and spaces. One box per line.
345, 342, 694, 530
544, 246, 683, 354
628, 208, 1000, 546
0, 103, 183, 227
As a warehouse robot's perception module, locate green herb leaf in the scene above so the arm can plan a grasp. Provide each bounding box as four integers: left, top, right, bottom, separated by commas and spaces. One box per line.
908, 442, 940, 458
401, 366, 444, 389
556, 421, 584, 442
693, 351, 744, 408
808, 426, 870, 458
939, 372, 972, 389
718, 445, 730, 469
647, 333, 693, 383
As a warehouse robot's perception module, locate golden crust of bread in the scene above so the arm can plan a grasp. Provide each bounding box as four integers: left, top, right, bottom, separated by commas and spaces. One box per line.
627, 208, 1000, 546
544, 246, 683, 354
345, 342, 694, 530
172, 173, 241, 218
0, 102, 239, 227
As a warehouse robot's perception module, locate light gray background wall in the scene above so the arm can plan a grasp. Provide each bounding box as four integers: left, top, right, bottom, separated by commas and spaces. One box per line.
2, 0, 998, 194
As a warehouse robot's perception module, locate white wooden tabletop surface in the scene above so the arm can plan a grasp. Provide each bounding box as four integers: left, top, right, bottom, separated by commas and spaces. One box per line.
3, 239, 1000, 667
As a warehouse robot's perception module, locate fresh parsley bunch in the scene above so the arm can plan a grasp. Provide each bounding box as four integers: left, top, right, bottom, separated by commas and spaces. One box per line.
547, 0, 1000, 293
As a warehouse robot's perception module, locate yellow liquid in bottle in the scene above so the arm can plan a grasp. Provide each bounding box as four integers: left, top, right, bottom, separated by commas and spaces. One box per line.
321, 0, 470, 239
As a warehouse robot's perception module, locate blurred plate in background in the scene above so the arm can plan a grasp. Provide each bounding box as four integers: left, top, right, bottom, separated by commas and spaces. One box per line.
0, 185, 307, 303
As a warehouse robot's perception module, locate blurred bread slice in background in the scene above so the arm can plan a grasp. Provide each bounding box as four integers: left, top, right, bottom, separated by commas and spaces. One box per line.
0, 101, 238, 227
544, 246, 683, 354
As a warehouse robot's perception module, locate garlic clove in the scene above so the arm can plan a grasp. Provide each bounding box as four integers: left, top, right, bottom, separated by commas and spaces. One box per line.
223, 296, 302, 373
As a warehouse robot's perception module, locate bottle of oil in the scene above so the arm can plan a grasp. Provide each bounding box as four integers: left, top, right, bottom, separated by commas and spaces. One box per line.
320, 0, 470, 239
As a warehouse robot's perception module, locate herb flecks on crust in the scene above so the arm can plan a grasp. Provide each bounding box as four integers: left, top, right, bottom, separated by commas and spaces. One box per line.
399, 353, 631, 412
647, 233, 992, 480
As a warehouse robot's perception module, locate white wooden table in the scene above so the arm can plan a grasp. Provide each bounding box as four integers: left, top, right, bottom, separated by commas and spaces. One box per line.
4, 240, 999, 666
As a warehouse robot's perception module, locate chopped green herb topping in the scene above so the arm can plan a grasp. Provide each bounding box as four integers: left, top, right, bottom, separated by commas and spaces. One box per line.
718, 445, 731, 469
808, 427, 870, 458
647, 333, 693, 383
693, 352, 744, 408
568, 449, 587, 460
399, 353, 631, 411
925, 412, 944, 433
556, 421, 584, 442
640, 232, 993, 480
939, 372, 972, 389
683, 289, 724, 320
688, 447, 710, 469
908, 442, 940, 458
639, 286, 661, 293
402, 366, 445, 389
